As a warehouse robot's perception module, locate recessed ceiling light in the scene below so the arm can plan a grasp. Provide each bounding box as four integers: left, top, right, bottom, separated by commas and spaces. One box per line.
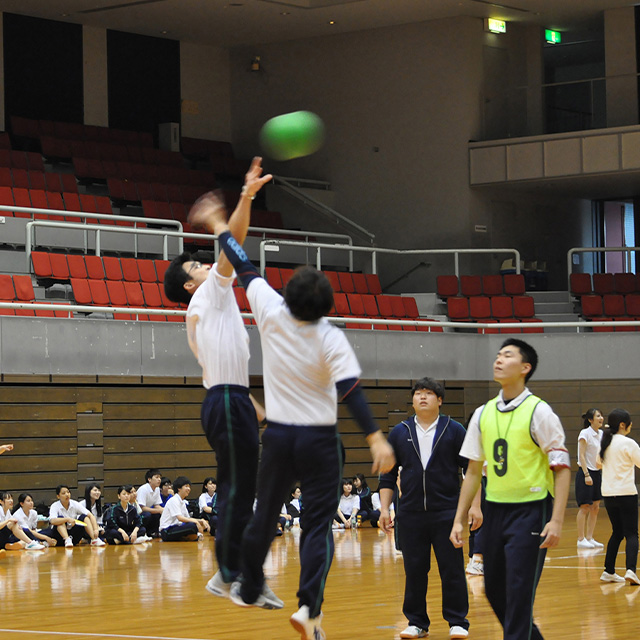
280, 11, 290, 15
328, 20, 336, 25
161, 30, 168, 34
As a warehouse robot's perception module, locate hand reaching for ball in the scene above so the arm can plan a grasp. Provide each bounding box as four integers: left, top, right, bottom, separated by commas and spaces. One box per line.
187, 191, 228, 233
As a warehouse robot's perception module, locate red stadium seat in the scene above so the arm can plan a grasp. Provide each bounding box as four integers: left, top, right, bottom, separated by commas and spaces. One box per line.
49, 253, 70, 280
347, 293, 365, 316
469, 296, 491, 320
521, 318, 544, 334
234, 287, 250, 312
85, 256, 105, 280
625, 294, 640, 316
124, 282, 145, 306
142, 283, 163, 308
390, 296, 407, 318
103, 256, 123, 280
499, 319, 522, 334
376, 295, 394, 318
581, 295, 603, 318
503, 274, 525, 295
106, 281, 127, 306
265, 267, 283, 290
592, 273, 614, 296
121, 258, 140, 282
447, 297, 469, 320
352, 273, 369, 294
71, 278, 92, 305
332, 293, 350, 316
338, 272, 355, 294
137, 259, 157, 283
490, 296, 512, 319
12, 275, 35, 301
155, 260, 170, 283
365, 274, 382, 295
482, 275, 503, 296
0, 274, 15, 300
613, 273, 636, 294
460, 275, 482, 297
513, 295, 535, 319
603, 294, 625, 317
436, 275, 458, 299
324, 271, 340, 292
88, 279, 110, 306
31, 251, 53, 278
361, 294, 379, 317
280, 268, 294, 287
402, 297, 419, 319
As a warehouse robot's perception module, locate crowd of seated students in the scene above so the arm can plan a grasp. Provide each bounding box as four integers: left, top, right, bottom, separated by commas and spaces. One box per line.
2, 466, 393, 557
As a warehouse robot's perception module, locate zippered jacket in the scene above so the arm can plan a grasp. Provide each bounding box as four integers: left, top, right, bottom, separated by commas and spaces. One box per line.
379, 414, 468, 512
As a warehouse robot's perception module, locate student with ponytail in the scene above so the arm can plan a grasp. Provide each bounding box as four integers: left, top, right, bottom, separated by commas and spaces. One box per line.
599, 408, 640, 585
575, 408, 604, 549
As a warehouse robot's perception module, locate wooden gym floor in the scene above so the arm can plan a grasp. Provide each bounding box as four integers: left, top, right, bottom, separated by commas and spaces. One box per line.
0, 507, 636, 640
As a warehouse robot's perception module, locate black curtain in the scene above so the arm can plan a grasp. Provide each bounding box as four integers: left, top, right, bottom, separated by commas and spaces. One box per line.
3, 12, 83, 124
107, 30, 180, 136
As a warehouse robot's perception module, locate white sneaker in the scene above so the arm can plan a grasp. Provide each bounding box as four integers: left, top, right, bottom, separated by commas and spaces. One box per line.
64, 538, 73, 548
400, 626, 429, 639
91, 538, 106, 547
588, 539, 604, 548
331, 523, 344, 530
450, 626, 469, 639
600, 571, 625, 583
625, 569, 640, 585
229, 580, 284, 609
290, 605, 326, 640
577, 538, 594, 549
25, 541, 45, 550
466, 560, 484, 575
133, 536, 147, 544
206, 571, 232, 598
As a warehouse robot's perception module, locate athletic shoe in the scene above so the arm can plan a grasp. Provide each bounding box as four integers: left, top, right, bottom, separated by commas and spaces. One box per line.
625, 569, 640, 585
331, 523, 344, 530
290, 605, 326, 640
197, 532, 204, 541
229, 580, 284, 609
466, 559, 484, 575
133, 536, 148, 544
206, 571, 232, 599
91, 538, 106, 546
450, 626, 469, 639
399, 626, 429, 638
588, 539, 604, 548
25, 541, 45, 550
64, 537, 73, 548
600, 571, 625, 583
577, 538, 594, 549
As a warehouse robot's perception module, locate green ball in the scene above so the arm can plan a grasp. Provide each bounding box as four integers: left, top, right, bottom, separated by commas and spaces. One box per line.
259, 111, 325, 161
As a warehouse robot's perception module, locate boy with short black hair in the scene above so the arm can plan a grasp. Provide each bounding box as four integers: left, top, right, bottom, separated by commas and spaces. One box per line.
137, 468, 163, 536
159, 476, 210, 541
450, 338, 571, 640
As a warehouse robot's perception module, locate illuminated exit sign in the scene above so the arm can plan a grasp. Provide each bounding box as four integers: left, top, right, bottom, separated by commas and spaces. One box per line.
545, 29, 561, 44
485, 18, 507, 34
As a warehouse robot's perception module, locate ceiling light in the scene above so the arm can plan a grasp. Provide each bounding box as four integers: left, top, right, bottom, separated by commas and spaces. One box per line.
328, 20, 336, 25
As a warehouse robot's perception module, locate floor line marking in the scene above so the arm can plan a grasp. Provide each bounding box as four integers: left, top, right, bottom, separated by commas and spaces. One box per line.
0, 629, 220, 640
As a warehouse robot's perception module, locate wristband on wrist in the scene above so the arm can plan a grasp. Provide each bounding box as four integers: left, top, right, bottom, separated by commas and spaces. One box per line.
241, 185, 256, 200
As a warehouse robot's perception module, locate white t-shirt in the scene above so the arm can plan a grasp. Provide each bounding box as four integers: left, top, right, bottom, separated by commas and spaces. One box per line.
371, 492, 394, 512
198, 492, 215, 511
415, 416, 439, 469
78, 499, 103, 525
0, 505, 11, 523
49, 499, 89, 529
247, 278, 361, 425
137, 483, 161, 509
338, 494, 360, 515
159, 494, 190, 530
460, 388, 571, 470
577, 426, 603, 471
187, 264, 250, 389
13, 507, 38, 530
601, 434, 640, 496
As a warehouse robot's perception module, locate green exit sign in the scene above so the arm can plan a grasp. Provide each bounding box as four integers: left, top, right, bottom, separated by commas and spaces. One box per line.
545, 29, 561, 44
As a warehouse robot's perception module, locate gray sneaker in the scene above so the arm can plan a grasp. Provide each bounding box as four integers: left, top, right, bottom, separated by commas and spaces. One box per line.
206, 571, 232, 598
229, 580, 284, 609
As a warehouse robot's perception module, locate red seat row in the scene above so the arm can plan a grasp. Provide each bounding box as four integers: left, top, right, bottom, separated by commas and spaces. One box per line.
580, 293, 640, 318
11, 116, 154, 147
0, 273, 71, 317
0, 148, 45, 171
0, 132, 11, 150
447, 295, 537, 321
0, 167, 77, 193
32, 252, 169, 284
437, 274, 526, 298
111, 179, 212, 205
70, 279, 183, 321
264, 267, 383, 296
0, 186, 114, 221
570, 272, 640, 297
181, 137, 235, 159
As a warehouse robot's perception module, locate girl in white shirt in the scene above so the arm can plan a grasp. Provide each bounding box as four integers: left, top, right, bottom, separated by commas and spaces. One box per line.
599, 408, 640, 585
79, 484, 105, 533
14, 493, 57, 547
0, 492, 44, 550
575, 408, 604, 549
334, 479, 360, 529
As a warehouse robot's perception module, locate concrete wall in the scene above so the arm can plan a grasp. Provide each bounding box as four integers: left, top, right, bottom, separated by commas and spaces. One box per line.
83, 26, 109, 127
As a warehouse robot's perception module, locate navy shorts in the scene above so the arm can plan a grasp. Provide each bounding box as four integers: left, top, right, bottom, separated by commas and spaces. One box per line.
575, 468, 602, 506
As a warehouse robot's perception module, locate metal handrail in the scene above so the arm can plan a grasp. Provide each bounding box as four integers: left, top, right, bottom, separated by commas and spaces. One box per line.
259, 239, 520, 279
567, 246, 639, 298
2, 203, 184, 258
23, 219, 355, 272
2, 301, 638, 333
272, 175, 376, 245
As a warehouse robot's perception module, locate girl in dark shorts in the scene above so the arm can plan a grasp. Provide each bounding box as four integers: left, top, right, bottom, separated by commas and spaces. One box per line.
576, 408, 604, 549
